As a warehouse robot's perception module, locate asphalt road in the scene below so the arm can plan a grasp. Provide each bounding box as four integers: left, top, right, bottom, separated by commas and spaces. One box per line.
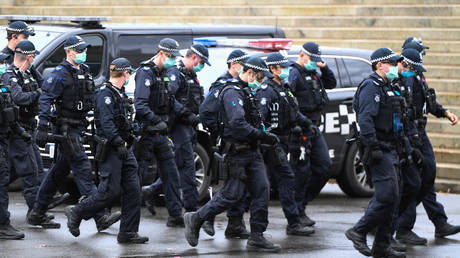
1, 184, 459, 258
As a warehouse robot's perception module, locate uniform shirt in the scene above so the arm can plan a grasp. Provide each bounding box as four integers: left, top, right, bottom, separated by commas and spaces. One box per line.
1, 64, 40, 109
0, 73, 25, 135
38, 60, 91, 126
220, 77, 260, 143
2, 46, 43, 87
256, 78, 312, 136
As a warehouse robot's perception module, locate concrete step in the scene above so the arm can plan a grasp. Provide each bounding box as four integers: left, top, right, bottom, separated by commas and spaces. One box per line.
435, 92, 460, 105
426, 119, 460, 134
424, 53, 460, 66
433, 148, 460, 164
2, 5, 460, 17
427, 132, 460, 149
7, 0, 460, 6
428, 79, 460, 92
285, 28, 460, 41
436, 163, 460, 180
434, 178, 460, 193
425, 66, 460, 79
107, 15, 460, 29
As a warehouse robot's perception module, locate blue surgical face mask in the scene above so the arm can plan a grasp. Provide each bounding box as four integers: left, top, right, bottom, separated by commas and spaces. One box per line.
193, 63, 204, 73
0, 64, 6, 75
401, 70, 415, 78
124, 77, 130, 86
386, 65, 399, 81
238, 66, 244, 75
248, 80, 261, 90
304, 60, 317, 71
279, 67, 290, 80
74, 52, 87, 65
163, 57, 176, 69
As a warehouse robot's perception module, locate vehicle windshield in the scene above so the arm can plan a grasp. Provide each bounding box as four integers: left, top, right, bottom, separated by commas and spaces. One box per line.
0, 26, 62, 52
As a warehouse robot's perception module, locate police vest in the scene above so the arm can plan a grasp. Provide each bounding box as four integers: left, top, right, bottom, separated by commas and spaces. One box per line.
56, 64, 95, 120
199, 77, 230, 134
175, 65, 204, 115
0, 80, 19, 128
141, 62, 174, 116
262, 80, 298, 134
5, 68, 39, 124
291, 63, 329, 113
96, 82, 134, 141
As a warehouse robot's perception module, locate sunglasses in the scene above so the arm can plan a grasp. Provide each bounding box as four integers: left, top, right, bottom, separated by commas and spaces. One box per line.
381, 60, 398, 66
162, 51, 174, 58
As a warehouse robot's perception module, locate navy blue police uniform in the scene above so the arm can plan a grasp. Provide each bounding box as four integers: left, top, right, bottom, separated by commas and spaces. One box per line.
134, 38, 184, 224
288, 42, 336, 219
347, 48, 406, 257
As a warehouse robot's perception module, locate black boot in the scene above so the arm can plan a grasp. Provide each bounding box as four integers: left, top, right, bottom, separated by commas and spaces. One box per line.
371, 242, 406, 258
390, 237, 406, 252
167, 215, 185, 227
47, 193, 70, 210
141, 186, 156, 216
96, 211, 122, 232
286, 223, 315, 236
184, 212, 204, 247
435, 222, 460, 238
202, 220, 215, 236
299, 213, 316, 227
117, 232, 149, 244
0, 223, 25, 240
395, 229, 427, 245
345, 227, 371, 256
225, 217, 250, 239
246, 232, 281, 253
64, 205, 82, 237
27, 204, 61, 229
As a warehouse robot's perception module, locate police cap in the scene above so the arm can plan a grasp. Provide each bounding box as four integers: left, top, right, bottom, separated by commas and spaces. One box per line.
14, 40, 39, 55
244, 56, 273, 79
158, 38, 182, 57
401, 48, 426, 73
301, 42, 323, 62
190, 43, 211, 66
7, 21, 35, 36
64, 36, 90, 51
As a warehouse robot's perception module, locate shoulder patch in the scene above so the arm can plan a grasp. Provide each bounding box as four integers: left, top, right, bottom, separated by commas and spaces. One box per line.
260, 97, 267, 105
238, 98, 243, 106
46, 77, 53, 84
145, 79, 151, 87
143, 66, 150, 70
104, 96, 112, 105
170, 75, 176, 81
55, 66, 62, 71
11, 78, 18, 83
261, 83, 268, 89
374, 95, 380, 103
214, 90, 219, 98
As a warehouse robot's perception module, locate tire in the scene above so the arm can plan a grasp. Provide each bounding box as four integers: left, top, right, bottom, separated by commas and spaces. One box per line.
194, 143, 211, 202
337, 142, 374, 197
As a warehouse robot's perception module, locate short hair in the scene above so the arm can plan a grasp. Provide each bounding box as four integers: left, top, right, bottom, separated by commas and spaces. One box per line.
14, 52, 28, 62
185, 49, 194, 58
242, 66, 264, 80
109, 64, 125, 78
371, 63, 377, 72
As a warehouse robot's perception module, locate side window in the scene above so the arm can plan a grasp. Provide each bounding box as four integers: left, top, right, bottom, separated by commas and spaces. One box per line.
118, 35, 192, 67
341, 58, 372, 87
40, 34, 104, 78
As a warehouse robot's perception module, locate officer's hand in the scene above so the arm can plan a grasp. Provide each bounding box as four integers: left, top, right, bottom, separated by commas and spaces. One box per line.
183, 113, 200, 127
411, 148, 423, 168
20, 131, 32, 144
36, 124, 50, 148
446, 111, 458, 126
317, 62, 326, 68
260, 131, 279, 146
150, 121, 168, 135
307, 125, 320, 138
113, 137, 128, 160
291, 125, 302, 135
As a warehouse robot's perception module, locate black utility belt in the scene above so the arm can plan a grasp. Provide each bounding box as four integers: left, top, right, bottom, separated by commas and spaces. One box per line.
415, 117, 427, 128
226, 141, 258, 154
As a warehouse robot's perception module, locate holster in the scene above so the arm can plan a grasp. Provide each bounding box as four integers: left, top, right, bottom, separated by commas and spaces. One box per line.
93, 135, 108, 162
223, 156, 247, 181
264, 144, 287, 167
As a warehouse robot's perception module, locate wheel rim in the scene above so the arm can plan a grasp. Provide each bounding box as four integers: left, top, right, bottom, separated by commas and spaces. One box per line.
194, 152, 205, 190
354, 151, 373, 191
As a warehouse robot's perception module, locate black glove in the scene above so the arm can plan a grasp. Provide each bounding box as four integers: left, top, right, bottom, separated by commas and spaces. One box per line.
36, 124, 50, 148
112, 137, 128, 160
182, 113, 200, 127
409, 135, 423, 149
291, 125, 302, 135
307, 125, 320, 138
148, 121, 168, 135
411, 148, 423, 168
368, 142, 383, 165
20, 131, 32, 144
259, 131, 279, 145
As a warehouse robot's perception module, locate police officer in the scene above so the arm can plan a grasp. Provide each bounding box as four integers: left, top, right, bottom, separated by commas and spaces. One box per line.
288, 42, 336, 226
30, 36, 120, 232
395, 40, 460, 244
64, 58, 148, 243
1, 40, 59, 228
0, 52, 25, 239
199, 49, 251, 238
345, 48, 405, 258
134, 38, 184, 227
257, 52, 316, 236
2, 21, 45, 181
184, 56, 281, 252
167, 44, 208, 212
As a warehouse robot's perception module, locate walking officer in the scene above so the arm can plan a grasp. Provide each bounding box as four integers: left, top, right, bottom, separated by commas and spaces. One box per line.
30, 36, 120, 232
395, 40, 460, 245
1, 40, 59, 228
257, 52, 316, 236
345, 48, 405, 258
65, 58, 148, 243
167, 44, 208, 212
135, 38, 184, 227
183, 56, 282, 253
288, 42, 336, 226
0, 52, 25, 239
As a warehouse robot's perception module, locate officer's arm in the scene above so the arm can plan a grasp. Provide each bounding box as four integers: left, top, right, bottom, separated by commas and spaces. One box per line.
167, 68, 188, 117
320, 65, 337, 89
222, 88, 259, 141
38, 73, 64, 125
255, 87, 272, 124
288, 68, 301, 94
95, 91, 119, 142
296, 111, 313, 128
9, 121, 25, 135
199, 89, 220, 132
356, 81, 380, 142
31, 66, 44, 87
6, 75, 39, 106
134, 69, 161, 122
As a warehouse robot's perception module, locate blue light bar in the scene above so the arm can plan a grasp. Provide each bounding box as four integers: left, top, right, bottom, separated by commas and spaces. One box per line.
193, 37, 227, 47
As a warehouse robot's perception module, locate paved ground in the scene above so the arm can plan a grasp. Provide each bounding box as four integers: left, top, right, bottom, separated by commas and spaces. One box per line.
1, 184, 460, 257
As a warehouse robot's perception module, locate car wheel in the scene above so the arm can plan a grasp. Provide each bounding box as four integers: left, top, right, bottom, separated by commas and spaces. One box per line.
194, 143, 211, 202
337, 142, 374, 197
